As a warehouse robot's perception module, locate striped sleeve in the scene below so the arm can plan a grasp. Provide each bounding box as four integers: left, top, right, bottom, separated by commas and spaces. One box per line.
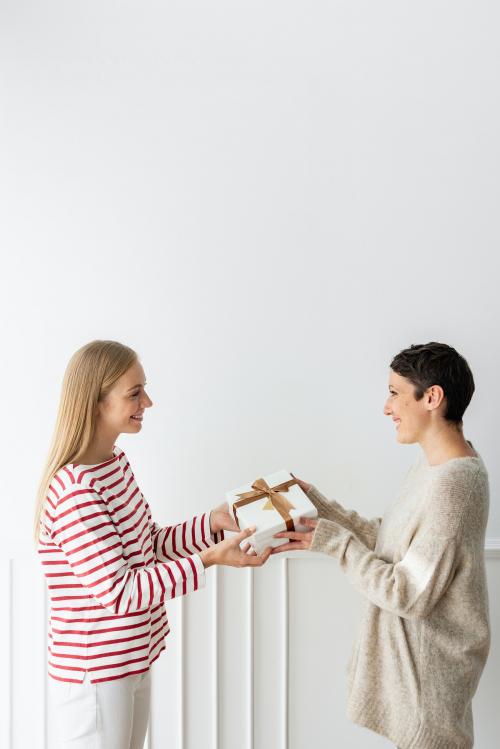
50, 486, 206, 616
144, 498, 225, 563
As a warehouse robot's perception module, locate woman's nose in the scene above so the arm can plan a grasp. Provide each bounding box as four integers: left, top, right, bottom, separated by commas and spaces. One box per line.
383, 400, 391, 416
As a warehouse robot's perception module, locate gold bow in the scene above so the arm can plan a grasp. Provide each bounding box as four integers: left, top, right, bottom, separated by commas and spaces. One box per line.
232, 477, 298, 532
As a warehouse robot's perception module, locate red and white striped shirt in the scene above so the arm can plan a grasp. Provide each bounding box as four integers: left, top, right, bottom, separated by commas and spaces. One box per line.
38, 445, 223, 684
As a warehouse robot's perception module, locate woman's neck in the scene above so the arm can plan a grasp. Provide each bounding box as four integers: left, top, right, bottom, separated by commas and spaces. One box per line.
78, 429, 118, 465
420, 423, 476, 466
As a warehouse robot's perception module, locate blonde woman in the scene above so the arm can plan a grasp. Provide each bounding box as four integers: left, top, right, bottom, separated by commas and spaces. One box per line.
36, 340, 270, 749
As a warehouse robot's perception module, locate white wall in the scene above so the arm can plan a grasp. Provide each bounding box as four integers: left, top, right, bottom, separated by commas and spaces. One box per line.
0, 1, 499, 746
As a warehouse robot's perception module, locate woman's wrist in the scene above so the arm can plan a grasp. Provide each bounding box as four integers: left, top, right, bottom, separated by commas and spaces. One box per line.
209, 510, 218, 534
200, 546, 217, 569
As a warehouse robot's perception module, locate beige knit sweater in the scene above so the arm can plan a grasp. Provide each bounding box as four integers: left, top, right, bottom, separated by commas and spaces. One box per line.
308, 447, 490, 749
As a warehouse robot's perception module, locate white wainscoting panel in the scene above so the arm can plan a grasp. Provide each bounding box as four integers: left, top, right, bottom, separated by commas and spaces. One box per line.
1, 547, 499, 748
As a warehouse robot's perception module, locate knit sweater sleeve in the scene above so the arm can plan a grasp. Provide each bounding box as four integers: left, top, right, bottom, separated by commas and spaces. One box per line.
143, 494, 225, 562
306, 486, 382, 551
309, 467, 479, 620
50, 484, 206, 616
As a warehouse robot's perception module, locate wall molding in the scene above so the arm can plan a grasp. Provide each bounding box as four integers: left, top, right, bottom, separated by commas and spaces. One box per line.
485, 538, 500, 557
275, 538, 500, 560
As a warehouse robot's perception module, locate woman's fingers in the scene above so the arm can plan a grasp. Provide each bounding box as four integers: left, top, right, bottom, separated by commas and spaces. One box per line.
213, 500, 229, 512
233, 526, 256, 544
291, 474, 311, 493
270, 541, 303, 554
245, 547, 272, 566
274, 530, 308, 542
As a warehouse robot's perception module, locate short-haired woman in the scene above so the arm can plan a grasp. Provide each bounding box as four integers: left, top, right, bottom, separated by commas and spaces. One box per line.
273, 342, 490, 749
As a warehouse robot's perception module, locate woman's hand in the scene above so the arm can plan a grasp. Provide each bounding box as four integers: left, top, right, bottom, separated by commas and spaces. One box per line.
199, 527, 272, 569
270, 517, 318, 554
209, 501, 240, 534
292, 474, 312, 494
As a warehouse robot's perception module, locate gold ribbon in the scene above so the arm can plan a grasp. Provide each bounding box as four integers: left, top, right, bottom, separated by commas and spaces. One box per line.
232, 477, 298, 532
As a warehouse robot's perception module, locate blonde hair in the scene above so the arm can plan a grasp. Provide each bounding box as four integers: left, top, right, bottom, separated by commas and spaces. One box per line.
34, 340, 138, 542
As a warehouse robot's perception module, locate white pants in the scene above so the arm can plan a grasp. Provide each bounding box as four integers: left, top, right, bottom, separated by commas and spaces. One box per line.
48, 670, 151, 749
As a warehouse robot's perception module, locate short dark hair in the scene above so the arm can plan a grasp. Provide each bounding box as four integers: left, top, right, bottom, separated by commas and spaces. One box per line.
390, 342, 475, 424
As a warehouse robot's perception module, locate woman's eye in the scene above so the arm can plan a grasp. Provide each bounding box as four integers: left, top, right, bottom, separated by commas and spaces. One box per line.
131, 392, 139, 398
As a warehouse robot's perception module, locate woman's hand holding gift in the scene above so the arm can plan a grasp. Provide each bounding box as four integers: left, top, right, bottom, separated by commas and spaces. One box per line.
209, 501, 240, 533
270, 475, 317, 554
271, 516, 318, 553
291, 473, 312, 494
199, 527, 272, 569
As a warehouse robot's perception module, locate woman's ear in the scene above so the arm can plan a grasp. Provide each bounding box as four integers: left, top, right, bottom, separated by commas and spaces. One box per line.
426, 384, 446, 412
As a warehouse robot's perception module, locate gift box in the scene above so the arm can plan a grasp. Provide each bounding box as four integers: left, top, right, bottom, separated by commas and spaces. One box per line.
226, 470, 318, 554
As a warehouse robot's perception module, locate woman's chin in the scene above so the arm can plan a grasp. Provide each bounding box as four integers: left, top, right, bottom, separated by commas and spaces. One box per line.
397, 431, 417, 445
127, 419, 143, 430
